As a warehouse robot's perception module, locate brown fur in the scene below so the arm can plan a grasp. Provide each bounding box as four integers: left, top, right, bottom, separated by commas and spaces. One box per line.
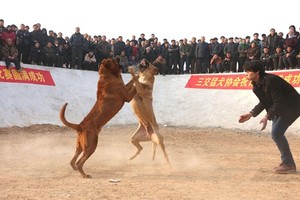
60, 58, 136, 178
128, 64, 171, 167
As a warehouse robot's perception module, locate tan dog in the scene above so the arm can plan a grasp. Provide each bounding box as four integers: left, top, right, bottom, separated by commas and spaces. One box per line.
128, 60, 171, 167
60, 58, 136, 178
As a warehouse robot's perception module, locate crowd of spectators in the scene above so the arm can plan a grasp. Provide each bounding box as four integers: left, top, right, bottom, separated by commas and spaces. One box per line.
1, 19, 300, 74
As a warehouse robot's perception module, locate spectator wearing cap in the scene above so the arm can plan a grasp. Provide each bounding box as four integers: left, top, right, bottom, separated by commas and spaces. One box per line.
277, 32, 285, 51
124, 40, 133, 60
210, 37, 223, 61
160, 40, 170, 73
260, 34, 267, 53
16, 23, 31, 64
223, 37, 238, 72
189, 37, 197, 74
219, 36, 227, 59
238, 38, 249, 72
48, 30, 56, 45
179, 38, 192, 74
195, 36, 210, 74
168, 39, 180, 74
150, 41, 159, 59
11, 24, 18, 33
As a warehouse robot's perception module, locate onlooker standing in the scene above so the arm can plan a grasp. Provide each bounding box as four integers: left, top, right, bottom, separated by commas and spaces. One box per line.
0, 19, 6, 35
16, 24, 31, 64
238, 38, 249, 72
69, 27, 84, 69
265, 28, 280, 55
190, 37, 197, 74
115, 36, 125, 56
53, 40, 64, 67
223, 37, 238, 72
168, 39, 179, 74
29, 24, 43, 48
98, 35, 111, 64
179, 38, 192, 74
195, 36, 209, 73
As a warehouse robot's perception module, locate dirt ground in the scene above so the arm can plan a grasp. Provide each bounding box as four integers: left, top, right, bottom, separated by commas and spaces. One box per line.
1, 125, 300, 200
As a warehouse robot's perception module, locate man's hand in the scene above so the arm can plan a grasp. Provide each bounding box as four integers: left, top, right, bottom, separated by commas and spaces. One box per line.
238, 113, 252, 123
260, 116, 268, 131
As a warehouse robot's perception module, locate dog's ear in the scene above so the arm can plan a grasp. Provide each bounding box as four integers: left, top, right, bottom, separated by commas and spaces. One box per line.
115, 56, 120, 63
101, 58, 108, 66
103, 59, 113, 69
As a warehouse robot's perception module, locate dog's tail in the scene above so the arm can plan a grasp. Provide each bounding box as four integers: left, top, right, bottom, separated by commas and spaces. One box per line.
60, 103, 81, 131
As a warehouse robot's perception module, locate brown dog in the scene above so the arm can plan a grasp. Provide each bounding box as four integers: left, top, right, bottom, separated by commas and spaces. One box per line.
60, 58, 136, 178
128, 59, 171, 167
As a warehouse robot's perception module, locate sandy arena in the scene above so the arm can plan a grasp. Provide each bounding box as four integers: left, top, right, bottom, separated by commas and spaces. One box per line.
1, 125, 300, 200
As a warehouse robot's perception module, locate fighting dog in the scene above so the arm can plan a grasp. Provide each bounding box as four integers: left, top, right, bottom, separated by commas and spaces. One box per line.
60, 58, 137, 178
128, 59, 171, 167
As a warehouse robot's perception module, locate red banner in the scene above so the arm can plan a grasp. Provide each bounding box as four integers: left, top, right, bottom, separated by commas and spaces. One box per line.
0, 66, 55, 86
185, 70, 300, 89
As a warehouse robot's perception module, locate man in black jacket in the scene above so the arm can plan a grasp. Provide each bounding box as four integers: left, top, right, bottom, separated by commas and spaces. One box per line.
239, 60, 300, 173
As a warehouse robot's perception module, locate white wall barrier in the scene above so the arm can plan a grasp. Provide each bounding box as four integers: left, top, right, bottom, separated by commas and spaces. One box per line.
1, 63, 299, 134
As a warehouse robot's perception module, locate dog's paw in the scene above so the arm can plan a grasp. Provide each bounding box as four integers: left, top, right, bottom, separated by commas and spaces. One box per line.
83, 174, 92, 178
128, 66, 136, 75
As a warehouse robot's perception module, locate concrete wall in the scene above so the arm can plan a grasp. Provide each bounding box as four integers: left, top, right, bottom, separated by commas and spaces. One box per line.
1, 63, 300, 134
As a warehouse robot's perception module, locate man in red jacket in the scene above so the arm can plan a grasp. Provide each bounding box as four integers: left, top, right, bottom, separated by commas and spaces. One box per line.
239, 60, 300, 173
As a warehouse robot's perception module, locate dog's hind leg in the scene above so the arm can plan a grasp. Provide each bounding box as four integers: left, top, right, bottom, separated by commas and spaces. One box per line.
70, 136, 83, 170
76, 134, 98, 178
130, 123, 148, 160
160, 140, 172, 167
152, 133, 172, 167
152, 142, 157, 161
70, 148, 82, 170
